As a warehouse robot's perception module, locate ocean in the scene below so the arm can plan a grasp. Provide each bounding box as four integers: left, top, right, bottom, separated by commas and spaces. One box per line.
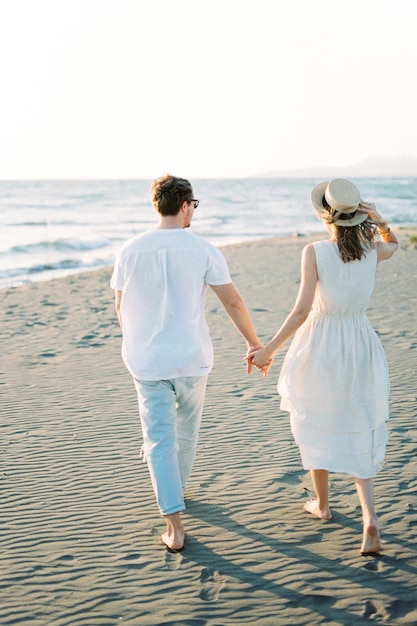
1, 177, 416, 290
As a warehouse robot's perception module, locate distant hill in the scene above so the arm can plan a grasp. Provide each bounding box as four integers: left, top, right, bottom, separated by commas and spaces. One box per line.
259, 155, 417, 178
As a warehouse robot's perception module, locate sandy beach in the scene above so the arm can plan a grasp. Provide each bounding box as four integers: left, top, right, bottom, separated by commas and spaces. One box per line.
1, 230, 417, 626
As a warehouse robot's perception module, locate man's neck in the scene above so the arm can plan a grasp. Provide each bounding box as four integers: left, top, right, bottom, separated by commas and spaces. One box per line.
157, 215, 184, 230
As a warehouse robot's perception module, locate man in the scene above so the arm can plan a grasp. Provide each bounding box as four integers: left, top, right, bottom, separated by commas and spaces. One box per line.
111, 174, 262, 552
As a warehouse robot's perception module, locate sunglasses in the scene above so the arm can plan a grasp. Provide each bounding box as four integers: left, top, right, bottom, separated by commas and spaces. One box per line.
190, 199, 199, 209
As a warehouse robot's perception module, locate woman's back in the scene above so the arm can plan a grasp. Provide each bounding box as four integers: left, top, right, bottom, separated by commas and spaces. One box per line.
313, 240, 377, 317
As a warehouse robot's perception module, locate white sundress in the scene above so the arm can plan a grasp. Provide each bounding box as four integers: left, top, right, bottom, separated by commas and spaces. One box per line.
278, 240, 389, 479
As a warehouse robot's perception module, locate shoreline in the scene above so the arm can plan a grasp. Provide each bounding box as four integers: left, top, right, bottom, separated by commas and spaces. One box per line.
2, 231, 417, 624
3, 224, 417, 293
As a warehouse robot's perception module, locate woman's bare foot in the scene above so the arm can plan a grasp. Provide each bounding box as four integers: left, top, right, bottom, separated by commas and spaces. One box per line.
161, 512, 185, 553
360, 523, 381, 555
303, 498, 332, 520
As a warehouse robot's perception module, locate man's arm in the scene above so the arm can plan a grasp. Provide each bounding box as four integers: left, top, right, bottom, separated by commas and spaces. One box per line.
209, 282, 267, 374
209, 283, 259, 347
115, 290, 123, 329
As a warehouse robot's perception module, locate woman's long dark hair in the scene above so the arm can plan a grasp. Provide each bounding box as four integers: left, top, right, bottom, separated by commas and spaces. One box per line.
334, 220, 377, 263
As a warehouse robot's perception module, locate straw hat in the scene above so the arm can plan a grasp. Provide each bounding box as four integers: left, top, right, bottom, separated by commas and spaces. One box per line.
311, 179, 367, 227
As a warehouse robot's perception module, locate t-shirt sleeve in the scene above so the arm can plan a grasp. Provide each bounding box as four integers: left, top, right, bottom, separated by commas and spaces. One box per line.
110, 254, 124, 290
206, 246, 232, 285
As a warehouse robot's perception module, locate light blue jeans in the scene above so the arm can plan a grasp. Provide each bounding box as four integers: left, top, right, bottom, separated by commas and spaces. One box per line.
133, 375, 208, 516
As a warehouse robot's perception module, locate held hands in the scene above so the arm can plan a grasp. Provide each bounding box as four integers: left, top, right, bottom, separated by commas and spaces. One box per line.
245, 344, 274, 377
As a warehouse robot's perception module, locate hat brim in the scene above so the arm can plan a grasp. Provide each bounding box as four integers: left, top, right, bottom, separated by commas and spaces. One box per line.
311, 181, 368, 227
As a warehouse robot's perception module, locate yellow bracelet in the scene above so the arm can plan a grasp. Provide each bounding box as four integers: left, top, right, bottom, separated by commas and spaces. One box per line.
379, 228, 391, 237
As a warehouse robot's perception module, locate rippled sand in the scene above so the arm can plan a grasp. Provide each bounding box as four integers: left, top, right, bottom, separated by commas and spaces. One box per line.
2, 230, 417, 625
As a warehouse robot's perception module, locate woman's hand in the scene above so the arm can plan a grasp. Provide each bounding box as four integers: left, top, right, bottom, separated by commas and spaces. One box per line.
246, 346, 274, 377
358, 201, 383, 223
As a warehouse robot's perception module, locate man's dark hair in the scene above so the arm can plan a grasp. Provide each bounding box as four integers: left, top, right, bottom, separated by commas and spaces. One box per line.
150, 174, 193, 216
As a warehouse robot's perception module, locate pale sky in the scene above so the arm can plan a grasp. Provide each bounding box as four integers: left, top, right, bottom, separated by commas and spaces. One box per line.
1, 0, 416, 179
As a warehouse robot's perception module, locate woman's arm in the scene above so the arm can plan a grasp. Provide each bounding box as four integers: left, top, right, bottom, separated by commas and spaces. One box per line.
248, 243, 318, 374
358, 201, 398, 262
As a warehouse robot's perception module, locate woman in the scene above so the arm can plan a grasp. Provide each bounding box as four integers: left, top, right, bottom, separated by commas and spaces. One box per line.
248, 179, 398, 555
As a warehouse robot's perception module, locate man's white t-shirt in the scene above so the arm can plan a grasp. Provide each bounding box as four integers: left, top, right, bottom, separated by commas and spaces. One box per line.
110, 228, 232, 380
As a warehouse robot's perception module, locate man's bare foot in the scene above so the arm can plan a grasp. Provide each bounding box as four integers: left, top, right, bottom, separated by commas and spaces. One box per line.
303, 498, 332, 520
161, 531, 185, 553
360, 524, 381, 555
161, 512, 185, 553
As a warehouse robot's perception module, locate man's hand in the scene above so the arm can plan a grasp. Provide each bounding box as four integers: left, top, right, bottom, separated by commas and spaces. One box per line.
245, 345, 274, 377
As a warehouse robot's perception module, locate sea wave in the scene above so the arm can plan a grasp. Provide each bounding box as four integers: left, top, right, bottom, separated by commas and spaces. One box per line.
6, 238, 111, 256
1, 177, 416, 289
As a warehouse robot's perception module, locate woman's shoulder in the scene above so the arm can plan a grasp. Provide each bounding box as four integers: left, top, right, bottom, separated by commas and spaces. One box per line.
311, 238, 332, 249
309, 239, 336, 257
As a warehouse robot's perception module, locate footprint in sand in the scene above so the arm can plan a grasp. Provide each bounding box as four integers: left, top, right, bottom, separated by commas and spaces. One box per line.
363, 558, 383, 572
199, 567, 224, 601
363, 599, 388, 620
164, 551, 183, 571
199, 473, 222, 489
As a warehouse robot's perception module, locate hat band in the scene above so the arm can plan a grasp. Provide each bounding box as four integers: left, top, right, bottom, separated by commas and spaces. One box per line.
322, 194, 357, 224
